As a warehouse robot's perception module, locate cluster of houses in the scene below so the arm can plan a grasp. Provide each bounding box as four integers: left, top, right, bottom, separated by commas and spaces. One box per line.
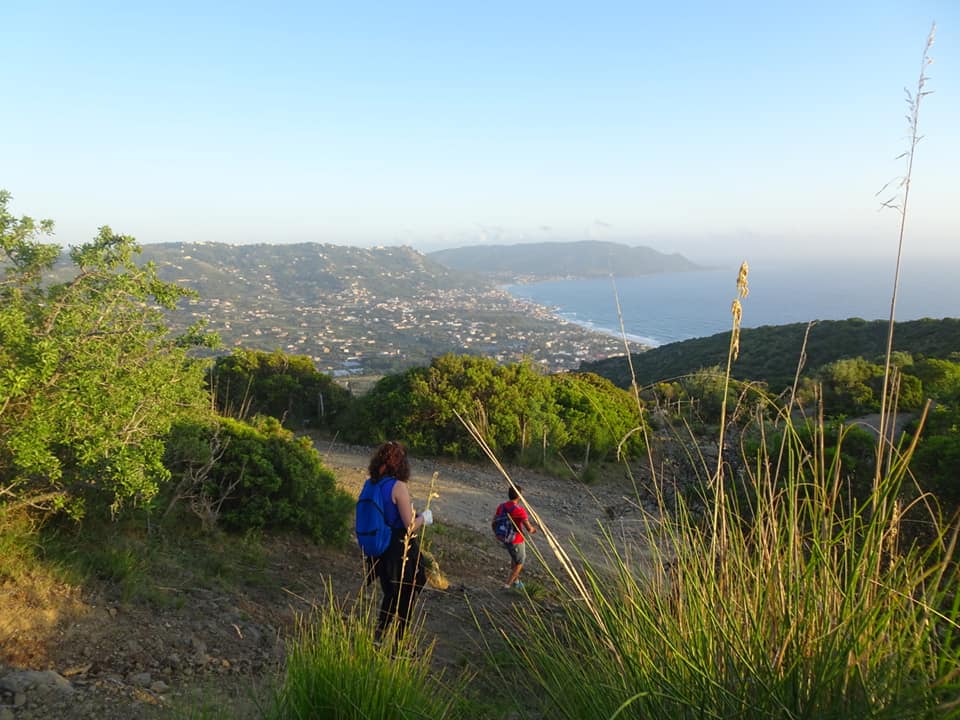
159, 242, 640, 377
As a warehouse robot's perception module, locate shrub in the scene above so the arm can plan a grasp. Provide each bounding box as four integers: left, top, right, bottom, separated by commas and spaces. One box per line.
210, 349, 352, 429
351, 354, 644, 464
164, 415, 352, 543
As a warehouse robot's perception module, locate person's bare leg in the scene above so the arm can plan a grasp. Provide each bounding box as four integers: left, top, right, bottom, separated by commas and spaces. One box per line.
506, 562, 523, 586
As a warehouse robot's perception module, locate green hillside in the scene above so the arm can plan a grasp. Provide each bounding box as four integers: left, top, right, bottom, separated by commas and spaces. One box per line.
139, 241, 484, 297
580, 318, 960, 391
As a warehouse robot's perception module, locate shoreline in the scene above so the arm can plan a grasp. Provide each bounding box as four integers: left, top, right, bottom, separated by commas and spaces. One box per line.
499, 261, 960, 353
498, 282, 662, 349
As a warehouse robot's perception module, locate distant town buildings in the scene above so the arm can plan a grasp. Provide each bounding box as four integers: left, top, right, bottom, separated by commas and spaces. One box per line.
148, 242, 644, 377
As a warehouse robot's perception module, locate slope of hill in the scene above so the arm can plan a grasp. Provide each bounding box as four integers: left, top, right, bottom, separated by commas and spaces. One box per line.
130, 242, 641, 375
428, 240, 702, 281
140, 241, 480, 298
580, 318, 960, 390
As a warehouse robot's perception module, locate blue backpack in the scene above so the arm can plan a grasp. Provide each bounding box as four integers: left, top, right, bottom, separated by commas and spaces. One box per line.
355, 477, 397, 558
493, 503, 518, 545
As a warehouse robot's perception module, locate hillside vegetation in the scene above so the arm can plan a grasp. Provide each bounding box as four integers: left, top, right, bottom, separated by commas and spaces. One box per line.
123, 241, 640, 375
582, 318, 960, 392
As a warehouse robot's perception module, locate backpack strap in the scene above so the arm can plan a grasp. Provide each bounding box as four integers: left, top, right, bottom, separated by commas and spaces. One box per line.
378, 477, 401, 528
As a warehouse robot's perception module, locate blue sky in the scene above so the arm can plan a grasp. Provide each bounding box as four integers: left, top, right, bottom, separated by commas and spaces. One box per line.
3, 1, 957, 264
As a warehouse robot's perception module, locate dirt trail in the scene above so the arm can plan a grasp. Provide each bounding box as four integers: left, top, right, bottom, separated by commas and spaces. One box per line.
316, 440, 654, 573
1, 442, 654, 719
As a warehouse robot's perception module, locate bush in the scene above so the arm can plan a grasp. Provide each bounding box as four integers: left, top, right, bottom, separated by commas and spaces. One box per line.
210, 349, 353, 430
350, 354, 645, 465
164, 415, 352, 543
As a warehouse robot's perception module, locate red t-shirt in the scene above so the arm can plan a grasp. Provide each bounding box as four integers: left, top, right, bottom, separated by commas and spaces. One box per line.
498, 500, 528, 544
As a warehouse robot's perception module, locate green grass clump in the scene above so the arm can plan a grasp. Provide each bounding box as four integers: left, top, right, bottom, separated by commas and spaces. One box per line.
37, 516, 269, 606
0, 512, 41, 583
500, 405, 960, 719
268, 591, 469, 720
475, 165, 960, 715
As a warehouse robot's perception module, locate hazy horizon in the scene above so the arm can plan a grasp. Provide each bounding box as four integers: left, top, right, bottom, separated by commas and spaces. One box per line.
124, 236, 960, 269
4, 2, 958, 265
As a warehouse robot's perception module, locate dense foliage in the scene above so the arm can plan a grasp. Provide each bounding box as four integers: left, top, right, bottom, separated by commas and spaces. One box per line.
910, 404, 960, 509
164, 415, 352, 543
210, 349, 351, 429
0, 191, 211, 517
791, 355, 923, 414
583, 318, 960, 394
1, 191, 352, 548
348, 354, 644, 466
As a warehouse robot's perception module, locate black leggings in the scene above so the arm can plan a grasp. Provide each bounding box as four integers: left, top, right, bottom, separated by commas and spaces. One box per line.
374, 528, 427, 640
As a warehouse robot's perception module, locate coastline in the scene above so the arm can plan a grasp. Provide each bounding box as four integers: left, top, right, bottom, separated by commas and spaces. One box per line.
500, 259, 960, 350
496, 282, 659, 350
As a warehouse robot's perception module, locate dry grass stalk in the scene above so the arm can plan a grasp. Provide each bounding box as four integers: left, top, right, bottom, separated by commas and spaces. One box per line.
453, 410, 606, 624
419, 471, 448, 589
874, 22, 936, 490
712, 261, 749, 548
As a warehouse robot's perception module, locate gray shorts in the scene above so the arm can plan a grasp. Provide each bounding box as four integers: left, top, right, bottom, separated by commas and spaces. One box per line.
505, 540, 525, 566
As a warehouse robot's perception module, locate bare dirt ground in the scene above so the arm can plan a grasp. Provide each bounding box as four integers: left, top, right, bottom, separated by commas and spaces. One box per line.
0, 441, 650, 719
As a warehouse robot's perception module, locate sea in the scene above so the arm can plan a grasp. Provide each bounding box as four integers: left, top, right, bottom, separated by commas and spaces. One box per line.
503, 257, 960, 348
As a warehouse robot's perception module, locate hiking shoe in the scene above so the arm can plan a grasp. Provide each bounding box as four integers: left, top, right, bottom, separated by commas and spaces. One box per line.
502, 583, 512, 590
512, 581, 524, 590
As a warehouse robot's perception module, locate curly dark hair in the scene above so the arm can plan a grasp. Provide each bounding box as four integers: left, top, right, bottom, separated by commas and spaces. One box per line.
368, 441, 410, 483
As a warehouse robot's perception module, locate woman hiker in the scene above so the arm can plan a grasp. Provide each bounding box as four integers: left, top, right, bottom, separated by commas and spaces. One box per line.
364, 441, 432, 640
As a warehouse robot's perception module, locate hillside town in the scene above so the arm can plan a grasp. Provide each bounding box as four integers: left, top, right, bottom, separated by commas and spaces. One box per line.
184, 281, 640, 376
140, 241, 646, 377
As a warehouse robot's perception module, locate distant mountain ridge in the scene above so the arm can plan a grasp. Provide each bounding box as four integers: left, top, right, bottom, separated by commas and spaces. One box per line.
428, 241, 702, 281
138, 241, 482, 298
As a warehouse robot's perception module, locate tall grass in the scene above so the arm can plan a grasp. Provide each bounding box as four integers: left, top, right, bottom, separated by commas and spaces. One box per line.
263, 22, 958, 720
267, 588, 469, 720
491, 391, 960, 718
475, 24, 960, 719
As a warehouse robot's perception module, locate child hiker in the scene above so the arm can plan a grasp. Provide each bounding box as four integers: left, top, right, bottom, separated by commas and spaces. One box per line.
492, 485, 536, 590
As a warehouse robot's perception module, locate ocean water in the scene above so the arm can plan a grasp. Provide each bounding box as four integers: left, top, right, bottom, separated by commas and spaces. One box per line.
504, 258, 960, 347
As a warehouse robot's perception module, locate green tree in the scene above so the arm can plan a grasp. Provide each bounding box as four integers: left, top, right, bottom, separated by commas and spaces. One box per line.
0, 191, 210, 517
680, 367, 730, 421
210, 349, 352, 429
911, 405, 960, 510
550, 372, 644, 462
354, 355, 644, 465
909, 358, 960, 403
818, 357, 885, 415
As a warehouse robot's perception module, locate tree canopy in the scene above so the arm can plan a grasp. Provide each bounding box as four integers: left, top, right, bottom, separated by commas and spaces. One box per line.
348, 354, 645, 466
210, 349, 351, 429
0, 191, 210, 516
